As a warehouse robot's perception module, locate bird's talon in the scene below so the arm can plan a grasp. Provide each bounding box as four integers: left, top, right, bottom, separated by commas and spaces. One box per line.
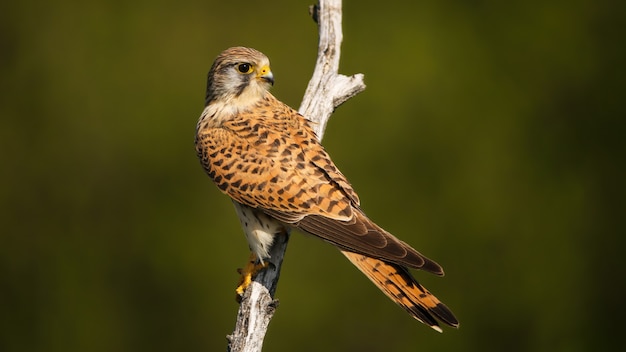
235, 255, 269, 301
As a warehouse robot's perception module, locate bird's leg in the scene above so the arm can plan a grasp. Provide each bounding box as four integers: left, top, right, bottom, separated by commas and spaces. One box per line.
236, 252, 269, 301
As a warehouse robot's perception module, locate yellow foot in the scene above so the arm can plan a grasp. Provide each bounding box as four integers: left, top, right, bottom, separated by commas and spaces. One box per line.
235, 253, 268, 301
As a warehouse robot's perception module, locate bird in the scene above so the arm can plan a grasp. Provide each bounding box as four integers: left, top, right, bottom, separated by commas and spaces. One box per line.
195, 46, 459, 332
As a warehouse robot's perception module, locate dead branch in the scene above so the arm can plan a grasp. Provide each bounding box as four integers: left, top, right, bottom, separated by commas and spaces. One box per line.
226, 1, 366, 351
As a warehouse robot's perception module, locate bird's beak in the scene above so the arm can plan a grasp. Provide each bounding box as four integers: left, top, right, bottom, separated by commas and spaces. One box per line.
257, 65, 274, 86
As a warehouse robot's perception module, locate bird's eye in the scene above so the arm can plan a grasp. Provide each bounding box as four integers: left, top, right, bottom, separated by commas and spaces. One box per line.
236, 63, 254, 74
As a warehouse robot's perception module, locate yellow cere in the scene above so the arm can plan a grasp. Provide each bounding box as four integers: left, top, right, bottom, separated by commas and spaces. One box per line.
258, 65, 271, 76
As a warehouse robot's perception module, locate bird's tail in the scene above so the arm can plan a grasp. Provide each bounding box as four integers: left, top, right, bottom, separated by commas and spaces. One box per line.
341, 251, 459, 332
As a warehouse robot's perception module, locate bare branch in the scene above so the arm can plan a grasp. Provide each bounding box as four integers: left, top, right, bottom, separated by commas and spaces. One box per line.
300, 1, 366, 138
227, 1, 365, 351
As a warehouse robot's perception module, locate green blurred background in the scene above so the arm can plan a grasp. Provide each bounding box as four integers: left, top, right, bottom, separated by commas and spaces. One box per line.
2, 0, 624, 351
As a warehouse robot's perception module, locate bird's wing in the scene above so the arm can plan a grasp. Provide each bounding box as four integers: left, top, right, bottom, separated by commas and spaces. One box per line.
341, 250, 459, 331
195, 116, 357, 219
196, 96, 441, 273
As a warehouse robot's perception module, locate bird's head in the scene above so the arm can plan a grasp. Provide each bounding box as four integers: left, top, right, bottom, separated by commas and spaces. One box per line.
205, 47, 274, 107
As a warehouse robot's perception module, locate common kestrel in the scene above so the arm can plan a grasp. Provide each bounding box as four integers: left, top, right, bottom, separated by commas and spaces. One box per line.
195, 47, 459, 332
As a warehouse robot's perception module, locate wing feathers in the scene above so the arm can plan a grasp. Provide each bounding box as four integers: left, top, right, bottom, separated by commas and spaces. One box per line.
296, 210, 444, 276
